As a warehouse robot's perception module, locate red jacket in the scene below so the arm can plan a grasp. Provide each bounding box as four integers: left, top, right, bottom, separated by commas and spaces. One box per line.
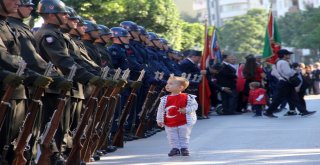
248, 88, 266, 105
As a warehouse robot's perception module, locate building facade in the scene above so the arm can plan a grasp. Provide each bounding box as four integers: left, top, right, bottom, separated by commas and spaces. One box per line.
175, 0, 320, 26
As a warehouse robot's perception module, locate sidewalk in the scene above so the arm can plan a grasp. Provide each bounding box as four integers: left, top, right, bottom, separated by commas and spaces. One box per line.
91, 95, 320, 165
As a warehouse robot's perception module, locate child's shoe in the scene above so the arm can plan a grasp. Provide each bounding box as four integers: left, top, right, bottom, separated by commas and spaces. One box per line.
168, 148, 180, 157
180, 148, 190, 156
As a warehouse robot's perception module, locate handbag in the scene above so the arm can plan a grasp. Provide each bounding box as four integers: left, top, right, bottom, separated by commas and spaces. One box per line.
288, 74, 301, 87
275, 61, 301, 87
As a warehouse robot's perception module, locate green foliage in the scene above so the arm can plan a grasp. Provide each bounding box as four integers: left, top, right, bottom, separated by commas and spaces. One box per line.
278, 6, 320, 49
64, 0, 193, 50
180, 22, 204, 51
220, 9, 268, 60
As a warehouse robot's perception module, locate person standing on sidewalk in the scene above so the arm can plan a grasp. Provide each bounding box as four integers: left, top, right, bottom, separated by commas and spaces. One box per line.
156, 76, 198, 157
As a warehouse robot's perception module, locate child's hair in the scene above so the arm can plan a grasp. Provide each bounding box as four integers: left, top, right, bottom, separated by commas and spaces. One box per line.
168, 76, 189, 90
249, 81, 261, 89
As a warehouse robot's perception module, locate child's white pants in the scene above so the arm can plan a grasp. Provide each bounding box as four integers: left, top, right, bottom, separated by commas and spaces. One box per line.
165, 124, 192, 149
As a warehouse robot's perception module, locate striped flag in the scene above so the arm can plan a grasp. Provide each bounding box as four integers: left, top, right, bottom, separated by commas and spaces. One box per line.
211, 28, 222, 63
262, 8, 281, 64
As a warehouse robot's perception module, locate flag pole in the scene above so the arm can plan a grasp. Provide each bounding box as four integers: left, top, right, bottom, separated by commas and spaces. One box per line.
201, 20, 208, 118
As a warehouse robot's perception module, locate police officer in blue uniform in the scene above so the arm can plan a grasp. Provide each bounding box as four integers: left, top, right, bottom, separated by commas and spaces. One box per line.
159, 38, 182, 76
145, 32, 170, 78
178, 49, 202, 75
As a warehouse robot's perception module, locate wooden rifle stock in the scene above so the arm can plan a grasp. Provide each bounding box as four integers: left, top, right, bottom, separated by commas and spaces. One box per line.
112, 70, 145, 147
65, 87, 100, 165
82, 69, 126, 162
0, 60, 26, 130
112, 90, 137, 148
66, 67, 120, 165
135, 84, 157, 138
35, 90, 67, 165
146, 88, 166, 131
82, 89, 112, 162
12, 63, 53, 165
96, 95, 119, 150
94, 71, 129, 150
35, 65, 77, 165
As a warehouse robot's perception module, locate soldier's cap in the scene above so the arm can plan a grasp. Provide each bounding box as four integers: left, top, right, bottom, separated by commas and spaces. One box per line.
278, 49, 293, 55
183, 49, 202, 57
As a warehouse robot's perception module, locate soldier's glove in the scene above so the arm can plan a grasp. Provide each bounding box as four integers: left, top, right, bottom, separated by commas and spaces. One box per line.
130, 81, 142, 90
104, 78, 117, 88
57, 80, 73, 91
89, 76, 105, 87
3, 73, 24, 87
33, 75, 53, 88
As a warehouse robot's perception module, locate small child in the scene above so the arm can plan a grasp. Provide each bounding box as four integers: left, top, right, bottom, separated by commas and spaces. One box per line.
156, 76, 198, 157
248, 82, 266, 117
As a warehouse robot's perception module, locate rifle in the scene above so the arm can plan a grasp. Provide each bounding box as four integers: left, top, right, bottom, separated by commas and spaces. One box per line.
135, 72, 161, 138
80, 67, 122, 162
112, 70, 145, 148
12, 62, 53, 165
145, 87, 166, 132
95, 70, 129, 152
85, 69, 128, 159
95, 95, 119, 151
35, 65, 77, 165
0, 60, 27, 130
65, 67, 110, 165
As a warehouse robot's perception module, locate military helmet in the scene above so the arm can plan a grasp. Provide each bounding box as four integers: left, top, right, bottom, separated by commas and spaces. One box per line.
76, 16, 84, 25
120, 21, 139, 32
83, 20, 101, 33
148, 32, 159, 41
137, 26, 148, 35
65, 6, 78, 19
20, 0, 35, 6
37, 0, 68, 14
110, 27, 130, 38
159, 38, 169, 45
98, 25, 112, 36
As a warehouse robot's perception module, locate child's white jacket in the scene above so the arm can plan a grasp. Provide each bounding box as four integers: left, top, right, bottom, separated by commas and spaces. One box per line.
156, 94, 198, 126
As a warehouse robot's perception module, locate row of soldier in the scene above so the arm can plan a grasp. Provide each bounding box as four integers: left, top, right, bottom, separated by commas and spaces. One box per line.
0, 0, 205, 164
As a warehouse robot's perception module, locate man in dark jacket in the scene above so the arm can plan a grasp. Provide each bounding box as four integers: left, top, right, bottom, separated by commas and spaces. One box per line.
216, 54, 238, 115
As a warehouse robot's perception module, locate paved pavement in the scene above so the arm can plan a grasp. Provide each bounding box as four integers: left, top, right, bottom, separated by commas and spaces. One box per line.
91, 95, 320, 165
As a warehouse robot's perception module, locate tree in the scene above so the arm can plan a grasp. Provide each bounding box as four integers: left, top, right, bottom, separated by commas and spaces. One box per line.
278, 6, 320, 50
64, 0, 184, 49
179, 22, 204, 51
220, 9, 268, 60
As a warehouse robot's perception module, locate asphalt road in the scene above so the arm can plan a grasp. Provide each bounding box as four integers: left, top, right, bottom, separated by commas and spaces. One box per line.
91, 95, 320, 165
